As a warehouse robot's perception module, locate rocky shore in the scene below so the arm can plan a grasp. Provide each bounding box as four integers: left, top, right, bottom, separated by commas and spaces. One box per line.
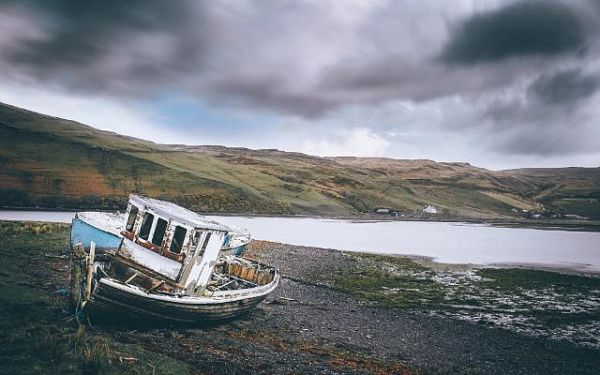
1, 222, 599, 374
112, 241, 600, 374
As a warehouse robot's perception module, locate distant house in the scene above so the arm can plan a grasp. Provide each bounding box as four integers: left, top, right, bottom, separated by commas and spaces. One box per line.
422, 205, 438, 214
374, 207, 391, 214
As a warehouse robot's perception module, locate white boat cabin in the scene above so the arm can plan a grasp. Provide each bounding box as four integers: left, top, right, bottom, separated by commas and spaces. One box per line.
117, 195, 232, 294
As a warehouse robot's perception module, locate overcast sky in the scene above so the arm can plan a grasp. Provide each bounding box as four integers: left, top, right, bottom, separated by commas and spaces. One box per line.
1, 0, 600, 170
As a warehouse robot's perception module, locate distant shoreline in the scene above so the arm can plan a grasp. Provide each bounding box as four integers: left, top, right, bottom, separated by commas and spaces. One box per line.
1, 206, 599, 232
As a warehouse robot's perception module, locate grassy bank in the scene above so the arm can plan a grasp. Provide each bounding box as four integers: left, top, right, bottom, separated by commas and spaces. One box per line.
0, 221, 189, 374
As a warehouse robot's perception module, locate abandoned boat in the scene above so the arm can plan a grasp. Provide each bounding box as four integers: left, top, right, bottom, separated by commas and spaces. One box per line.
71, 202, 251, 256
70, 195, 279, 324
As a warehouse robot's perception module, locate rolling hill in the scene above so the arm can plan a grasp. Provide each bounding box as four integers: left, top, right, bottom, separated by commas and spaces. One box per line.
1, 102, 599, 220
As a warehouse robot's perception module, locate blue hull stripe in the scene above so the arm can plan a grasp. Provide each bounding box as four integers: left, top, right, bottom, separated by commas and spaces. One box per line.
70, 218, 122, 251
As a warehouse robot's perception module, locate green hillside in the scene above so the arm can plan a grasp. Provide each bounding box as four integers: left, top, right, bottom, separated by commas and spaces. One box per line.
1, 102, 599, 219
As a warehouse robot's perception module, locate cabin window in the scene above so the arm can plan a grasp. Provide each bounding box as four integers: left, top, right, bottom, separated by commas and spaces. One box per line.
151, 218, 168, 247
138, 212, 154, 240
197, 232, 212, 257
125, 206, 138, 232
169, 226, 187, 254
191, 231, 202, 248
223, 233, 232, 247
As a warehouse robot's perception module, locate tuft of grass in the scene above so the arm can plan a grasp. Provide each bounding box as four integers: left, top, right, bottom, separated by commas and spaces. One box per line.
331, 253, 446, 310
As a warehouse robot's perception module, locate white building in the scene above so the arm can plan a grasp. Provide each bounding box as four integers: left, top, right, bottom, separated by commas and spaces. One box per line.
423, 205, 438, 214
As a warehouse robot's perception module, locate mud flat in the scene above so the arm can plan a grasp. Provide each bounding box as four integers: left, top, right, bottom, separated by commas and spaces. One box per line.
1, 221, 599, 374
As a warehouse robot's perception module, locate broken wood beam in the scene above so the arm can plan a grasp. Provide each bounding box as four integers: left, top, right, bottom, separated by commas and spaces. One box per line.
106, 253, 185, 290
148, 280, 165, 292
84, 241, 96, 300
125, 272, 138, 284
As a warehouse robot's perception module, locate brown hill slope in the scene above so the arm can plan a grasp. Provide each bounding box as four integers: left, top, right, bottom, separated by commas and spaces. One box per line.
0, 102, 598, 219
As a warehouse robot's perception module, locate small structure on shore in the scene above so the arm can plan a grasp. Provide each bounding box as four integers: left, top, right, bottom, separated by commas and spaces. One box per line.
422, 205, 438, 214
70, 194, 279, 324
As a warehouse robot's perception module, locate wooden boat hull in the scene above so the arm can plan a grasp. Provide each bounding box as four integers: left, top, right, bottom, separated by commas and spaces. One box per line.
72, 258, 279, 325
84, 279, 276, 324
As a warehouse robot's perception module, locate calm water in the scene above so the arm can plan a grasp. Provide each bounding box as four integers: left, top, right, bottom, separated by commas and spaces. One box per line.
2, 210, 599, 272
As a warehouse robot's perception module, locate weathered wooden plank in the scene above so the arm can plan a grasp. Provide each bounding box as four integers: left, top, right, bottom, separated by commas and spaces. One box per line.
84, 241, 95, 300
105, 253, 185, 290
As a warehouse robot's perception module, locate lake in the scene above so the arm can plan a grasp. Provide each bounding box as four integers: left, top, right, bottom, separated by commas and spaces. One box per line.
1, 210, 599, 272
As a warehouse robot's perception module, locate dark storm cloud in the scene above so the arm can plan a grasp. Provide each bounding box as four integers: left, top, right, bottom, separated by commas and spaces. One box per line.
4, 0, 208, 95
204, 75, 336, 118
13, 1, 187, 65
529, 69, 599, 104
432, 1, 600, 158
1, 0, 343, 115
2, 0, 597, 117
1, 0, 600, 163
442, 1, 586, 64
487, 69, 599, 123
482, 68, 600, 156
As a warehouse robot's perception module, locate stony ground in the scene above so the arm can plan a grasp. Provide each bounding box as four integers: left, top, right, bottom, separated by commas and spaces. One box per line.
108, 241, 600, 374
1, 222, 599, 374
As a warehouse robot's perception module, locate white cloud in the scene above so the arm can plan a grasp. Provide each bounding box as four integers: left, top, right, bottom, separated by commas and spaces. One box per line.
300, 128, 390, 157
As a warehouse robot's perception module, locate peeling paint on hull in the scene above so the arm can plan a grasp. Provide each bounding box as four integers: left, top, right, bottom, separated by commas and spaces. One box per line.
71, 217, 122, 252
85, 280, 276, 324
